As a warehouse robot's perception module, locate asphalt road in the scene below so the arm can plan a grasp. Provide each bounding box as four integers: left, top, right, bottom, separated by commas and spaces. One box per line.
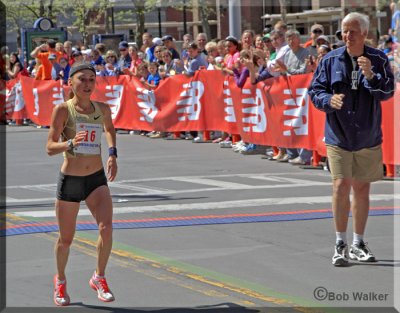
2, 125, 400, 313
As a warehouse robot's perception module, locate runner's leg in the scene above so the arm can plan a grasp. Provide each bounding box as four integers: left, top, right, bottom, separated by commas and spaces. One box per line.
55, 199, 80, 280
85, 185, 113, 276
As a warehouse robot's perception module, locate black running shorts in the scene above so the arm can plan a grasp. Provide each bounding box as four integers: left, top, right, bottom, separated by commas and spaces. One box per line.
56, 169, 108, 203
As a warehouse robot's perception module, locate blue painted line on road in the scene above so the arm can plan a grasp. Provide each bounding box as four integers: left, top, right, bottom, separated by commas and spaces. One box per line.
3, 207, 399, 237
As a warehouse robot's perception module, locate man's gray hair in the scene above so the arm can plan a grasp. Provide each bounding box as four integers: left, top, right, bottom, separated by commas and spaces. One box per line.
285, 29, 300, 39
342, 12, 370, 34
269, 29, 285, 38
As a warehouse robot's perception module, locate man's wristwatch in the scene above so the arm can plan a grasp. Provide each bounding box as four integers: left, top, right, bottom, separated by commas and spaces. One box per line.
67, 139, 74, 150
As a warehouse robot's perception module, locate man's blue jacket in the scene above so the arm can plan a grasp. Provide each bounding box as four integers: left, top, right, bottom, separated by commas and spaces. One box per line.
308, 45, 394, 151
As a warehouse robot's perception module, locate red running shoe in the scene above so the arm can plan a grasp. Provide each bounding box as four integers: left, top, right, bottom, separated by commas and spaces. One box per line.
89, 271, 115, 302
53, 274, 70, 306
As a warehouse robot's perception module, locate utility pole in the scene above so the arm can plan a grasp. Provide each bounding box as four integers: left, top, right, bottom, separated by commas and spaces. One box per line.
228, 0, 241, 39
216, 0, 221, 39
183, 0, 188, 34
192, 0, 199, 38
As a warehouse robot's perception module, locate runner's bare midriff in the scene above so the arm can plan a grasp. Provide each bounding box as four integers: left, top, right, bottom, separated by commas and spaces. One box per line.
61, 155, 103, 176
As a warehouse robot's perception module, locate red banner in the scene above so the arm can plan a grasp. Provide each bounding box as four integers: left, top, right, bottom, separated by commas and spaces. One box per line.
7, 72, 398, 165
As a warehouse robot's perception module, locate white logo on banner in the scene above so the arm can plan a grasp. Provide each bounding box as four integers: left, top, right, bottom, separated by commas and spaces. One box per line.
241, 88, 267, 133
5, 82, 25, 116
176, 81, 204, 121
282, 88, 309, 136
52, 86, 64, 106
105, 85, 124, 119
136, 87, 158, 122
33, 88, 39, 116
5, 84, 17, 115
223, 80, 236, 122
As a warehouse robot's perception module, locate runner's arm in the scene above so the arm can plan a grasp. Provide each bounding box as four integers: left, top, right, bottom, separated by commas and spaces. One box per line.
100, 103, 118, 181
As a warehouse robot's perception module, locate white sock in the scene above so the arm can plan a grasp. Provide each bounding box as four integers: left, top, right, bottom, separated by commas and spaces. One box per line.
56, 278, 65, 285
336, 232, 347, 244
353, 233, 364, 246
93, 271, 104, 279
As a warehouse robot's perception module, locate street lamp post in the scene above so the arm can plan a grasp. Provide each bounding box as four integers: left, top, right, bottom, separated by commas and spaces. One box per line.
183, 0, 187, 34
111, 6, 115, 34
228, 0, 241, 39
157, 2, 162, 37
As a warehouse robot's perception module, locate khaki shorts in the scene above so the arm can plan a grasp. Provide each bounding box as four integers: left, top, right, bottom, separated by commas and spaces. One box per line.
326, 144, 383, 182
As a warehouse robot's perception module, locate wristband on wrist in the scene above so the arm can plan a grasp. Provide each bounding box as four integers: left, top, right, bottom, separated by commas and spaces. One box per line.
109, 147, 117, 158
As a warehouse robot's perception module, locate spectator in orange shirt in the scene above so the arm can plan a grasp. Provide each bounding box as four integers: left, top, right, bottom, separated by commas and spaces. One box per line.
30, 39, 63, 80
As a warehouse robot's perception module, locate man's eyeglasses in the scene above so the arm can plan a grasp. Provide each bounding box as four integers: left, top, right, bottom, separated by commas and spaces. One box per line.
313, 30, 323, 34
119, 49, 127, 52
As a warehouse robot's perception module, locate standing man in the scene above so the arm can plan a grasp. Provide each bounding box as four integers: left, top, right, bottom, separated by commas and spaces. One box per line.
183, 42, 208, 76
161, 35, 180, 60
196, 33, 208, 62
304, 24, 324, 57
266, 30, 290, 77
30, 39, 63, 80
117, 41, 132, 72
181, 33, 193, 61
309, 12, 394, 266
142, 32, 157, 62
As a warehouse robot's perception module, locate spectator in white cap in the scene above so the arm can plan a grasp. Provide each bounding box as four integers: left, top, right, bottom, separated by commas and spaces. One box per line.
316, 35, 330, 48
82, 49, 92, 62
49, 53, 63, 81
152, 37, 162, 46
305, 24, 324, 57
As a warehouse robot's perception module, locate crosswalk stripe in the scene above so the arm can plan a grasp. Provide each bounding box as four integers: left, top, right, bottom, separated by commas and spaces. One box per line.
12, 194, 399, 218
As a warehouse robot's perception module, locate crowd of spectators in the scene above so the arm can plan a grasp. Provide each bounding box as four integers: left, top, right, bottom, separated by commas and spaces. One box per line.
1, 18, 398, 164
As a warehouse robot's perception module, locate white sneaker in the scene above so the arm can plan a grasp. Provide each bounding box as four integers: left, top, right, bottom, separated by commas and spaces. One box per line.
349, 241, 376, 262
219, 140, 232, 148
332, 241, 349, 267
232, 141, 245, 152
288, 156, 308, 165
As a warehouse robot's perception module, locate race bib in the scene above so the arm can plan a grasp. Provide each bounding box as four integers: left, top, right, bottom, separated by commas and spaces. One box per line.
74, 122, 102, 155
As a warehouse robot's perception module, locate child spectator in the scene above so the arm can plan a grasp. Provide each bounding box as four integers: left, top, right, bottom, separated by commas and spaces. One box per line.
142, 62, 160, 90
58, 57, 71, 84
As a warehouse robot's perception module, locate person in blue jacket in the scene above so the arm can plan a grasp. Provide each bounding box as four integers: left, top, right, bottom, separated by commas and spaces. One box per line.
309, 12, 394, 267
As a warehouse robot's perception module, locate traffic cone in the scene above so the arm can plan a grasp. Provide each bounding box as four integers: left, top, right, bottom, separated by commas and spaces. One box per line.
385, 164, 394, 178
300, 150, 323, 170
232, 134, 241, 144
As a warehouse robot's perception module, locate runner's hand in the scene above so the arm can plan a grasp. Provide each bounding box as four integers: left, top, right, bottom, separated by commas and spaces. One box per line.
73, 131, 87, 147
